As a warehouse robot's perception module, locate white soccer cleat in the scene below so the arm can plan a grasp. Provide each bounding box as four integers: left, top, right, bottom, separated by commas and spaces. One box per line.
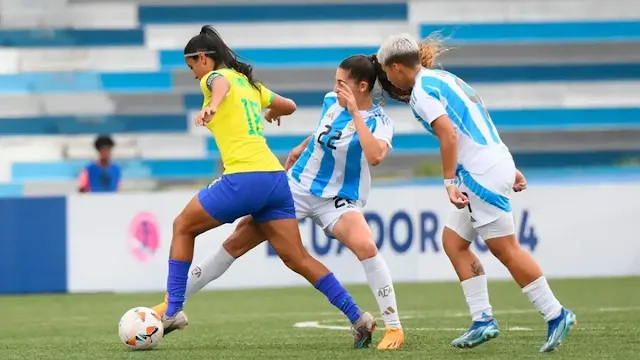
351, 312, 377, 348
162, 310, 189, 336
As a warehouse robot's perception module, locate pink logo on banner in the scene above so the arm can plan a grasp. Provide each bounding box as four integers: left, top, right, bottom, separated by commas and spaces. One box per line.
128, 212, 160, 262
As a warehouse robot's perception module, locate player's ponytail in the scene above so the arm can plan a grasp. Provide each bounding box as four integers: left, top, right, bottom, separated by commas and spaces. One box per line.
184, 25, 260, 90
339, 54, 411, 105
368, 54, 411, 104
418, 32, 450, 69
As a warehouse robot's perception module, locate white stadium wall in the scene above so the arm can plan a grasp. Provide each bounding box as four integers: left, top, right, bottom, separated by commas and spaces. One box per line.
66, 183, 640, 293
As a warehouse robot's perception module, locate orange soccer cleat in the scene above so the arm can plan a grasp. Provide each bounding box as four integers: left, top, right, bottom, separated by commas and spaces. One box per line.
376, 327, 405, 350
151, 293, 169, 317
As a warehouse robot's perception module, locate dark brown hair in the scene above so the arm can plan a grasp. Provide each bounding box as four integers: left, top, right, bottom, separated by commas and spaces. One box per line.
339, 54, 411, 103
184, 25, 259, 89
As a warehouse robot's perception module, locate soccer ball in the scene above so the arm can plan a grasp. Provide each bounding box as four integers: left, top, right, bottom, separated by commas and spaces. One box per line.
118, 307, 164, 350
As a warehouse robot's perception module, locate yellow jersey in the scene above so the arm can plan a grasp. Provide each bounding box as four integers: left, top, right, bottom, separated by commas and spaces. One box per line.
199, 68, 284, 174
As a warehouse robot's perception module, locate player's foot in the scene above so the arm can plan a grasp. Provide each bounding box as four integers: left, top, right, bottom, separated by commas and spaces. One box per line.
351, 312, 377, 348
376, 327, 405, 350
451, 318, 500, 349
539, 308, 576, 353
161, 310, 189, 336
151, 294, 168, 317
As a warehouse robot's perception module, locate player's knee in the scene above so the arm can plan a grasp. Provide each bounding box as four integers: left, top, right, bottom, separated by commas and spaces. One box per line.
346, 237, 378, 261
442, 227, 471, 257
279, 248, 313, 275
172, 212, 195, 237
486, 235, 519, 262
222, 217, 255, 257
280, 252, 303, 274
222, 235, 246, 258
223, 229, 257, 258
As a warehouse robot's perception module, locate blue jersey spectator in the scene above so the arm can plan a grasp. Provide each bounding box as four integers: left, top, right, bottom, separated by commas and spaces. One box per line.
78, 135, 121, 193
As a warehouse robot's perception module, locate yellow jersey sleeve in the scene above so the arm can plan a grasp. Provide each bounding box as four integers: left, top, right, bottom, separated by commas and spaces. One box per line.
198, 68, 283, 175
199, 71, 214, 108
258, 84, 274, 108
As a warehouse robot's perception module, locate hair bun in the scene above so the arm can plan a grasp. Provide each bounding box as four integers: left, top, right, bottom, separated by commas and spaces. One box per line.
200, 25, 211, 35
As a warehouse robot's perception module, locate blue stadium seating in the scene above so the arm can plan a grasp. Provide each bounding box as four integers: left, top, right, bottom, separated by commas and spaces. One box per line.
138, 3, 408, 23
0, 0, 639, 189
0, 72, 174, 93
420, 21, 640, 44
0, 29, 145, 47
11, 159, 216, 182
159, 47, 381, 70
0, 114, 186, 135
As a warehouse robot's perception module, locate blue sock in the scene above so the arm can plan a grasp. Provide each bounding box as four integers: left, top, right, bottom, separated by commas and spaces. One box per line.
314, 273, 362, 324
166, 259, 191, 317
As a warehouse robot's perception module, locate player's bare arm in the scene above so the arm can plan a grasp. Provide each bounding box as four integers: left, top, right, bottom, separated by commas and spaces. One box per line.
264, 93, 297, 126
431, 114, 468, 208
196, 76, 230, 126
268, 93, 297, 117
285, 136, 312, 171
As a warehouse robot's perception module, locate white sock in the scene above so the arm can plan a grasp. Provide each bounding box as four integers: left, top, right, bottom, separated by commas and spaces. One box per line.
461, 275, 493, 322
522, 276, 563, 322
361, 253, 401, 329
185, 247, 236, 299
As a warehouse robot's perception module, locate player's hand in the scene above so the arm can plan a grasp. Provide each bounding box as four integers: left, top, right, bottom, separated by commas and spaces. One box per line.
336, 80, 358, 114
513, 169, 527, 192
195, 107, 216, 126
264, 109, 281, 126
284, 147, 303, 171
447, 185, 469, 209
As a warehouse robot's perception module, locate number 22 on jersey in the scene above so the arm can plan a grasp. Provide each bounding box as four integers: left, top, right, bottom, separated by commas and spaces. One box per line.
241, 98, 263, 136
317, 125, 342, 150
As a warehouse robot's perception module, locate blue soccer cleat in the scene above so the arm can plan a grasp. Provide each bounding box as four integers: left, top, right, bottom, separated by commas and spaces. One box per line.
451, 317, 501, 349
539, 308, 576, 353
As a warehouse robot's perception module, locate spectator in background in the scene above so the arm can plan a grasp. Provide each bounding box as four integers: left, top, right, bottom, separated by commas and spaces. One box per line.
78, 135, 121, 193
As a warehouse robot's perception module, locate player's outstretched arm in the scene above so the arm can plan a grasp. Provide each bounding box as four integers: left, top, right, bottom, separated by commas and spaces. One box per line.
268, 93, 297, 117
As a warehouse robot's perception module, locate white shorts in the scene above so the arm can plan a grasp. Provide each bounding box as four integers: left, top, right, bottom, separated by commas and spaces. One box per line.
445, 158, 516, 242
289, 179, 361, 234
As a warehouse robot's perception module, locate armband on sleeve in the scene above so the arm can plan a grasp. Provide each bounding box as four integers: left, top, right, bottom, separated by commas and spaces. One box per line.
206, 73, 222, 90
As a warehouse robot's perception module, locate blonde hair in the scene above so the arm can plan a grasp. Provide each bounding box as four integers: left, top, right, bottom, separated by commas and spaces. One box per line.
377, 32, 451, 69
418, 32, 450, 69
376, 33, 419, 66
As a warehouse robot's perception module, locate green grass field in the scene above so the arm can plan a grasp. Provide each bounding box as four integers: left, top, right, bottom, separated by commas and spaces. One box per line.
1, 277, 639, 359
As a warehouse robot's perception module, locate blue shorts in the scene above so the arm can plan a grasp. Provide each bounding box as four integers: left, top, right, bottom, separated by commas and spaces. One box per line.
197, 170, 296, 224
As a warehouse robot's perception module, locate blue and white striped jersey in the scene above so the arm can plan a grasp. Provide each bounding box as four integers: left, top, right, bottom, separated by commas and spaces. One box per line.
289, 92, 393, 202
411, 68, 512, 174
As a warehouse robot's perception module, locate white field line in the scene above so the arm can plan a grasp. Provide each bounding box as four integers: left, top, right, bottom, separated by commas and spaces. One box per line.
293, 306, 640, 332
294, 322, 534, 331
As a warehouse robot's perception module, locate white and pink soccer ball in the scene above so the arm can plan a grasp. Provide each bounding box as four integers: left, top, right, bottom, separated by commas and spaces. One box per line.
118, 307, 164, 350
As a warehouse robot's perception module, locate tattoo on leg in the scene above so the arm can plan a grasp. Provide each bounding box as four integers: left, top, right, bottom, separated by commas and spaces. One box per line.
471, 261, 485, 276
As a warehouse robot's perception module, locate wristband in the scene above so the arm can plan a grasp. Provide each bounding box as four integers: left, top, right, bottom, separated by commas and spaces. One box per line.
444, 178, 456, 187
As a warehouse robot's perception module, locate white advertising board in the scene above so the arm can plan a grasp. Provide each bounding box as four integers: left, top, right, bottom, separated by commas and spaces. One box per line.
66, 184, 640, 293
